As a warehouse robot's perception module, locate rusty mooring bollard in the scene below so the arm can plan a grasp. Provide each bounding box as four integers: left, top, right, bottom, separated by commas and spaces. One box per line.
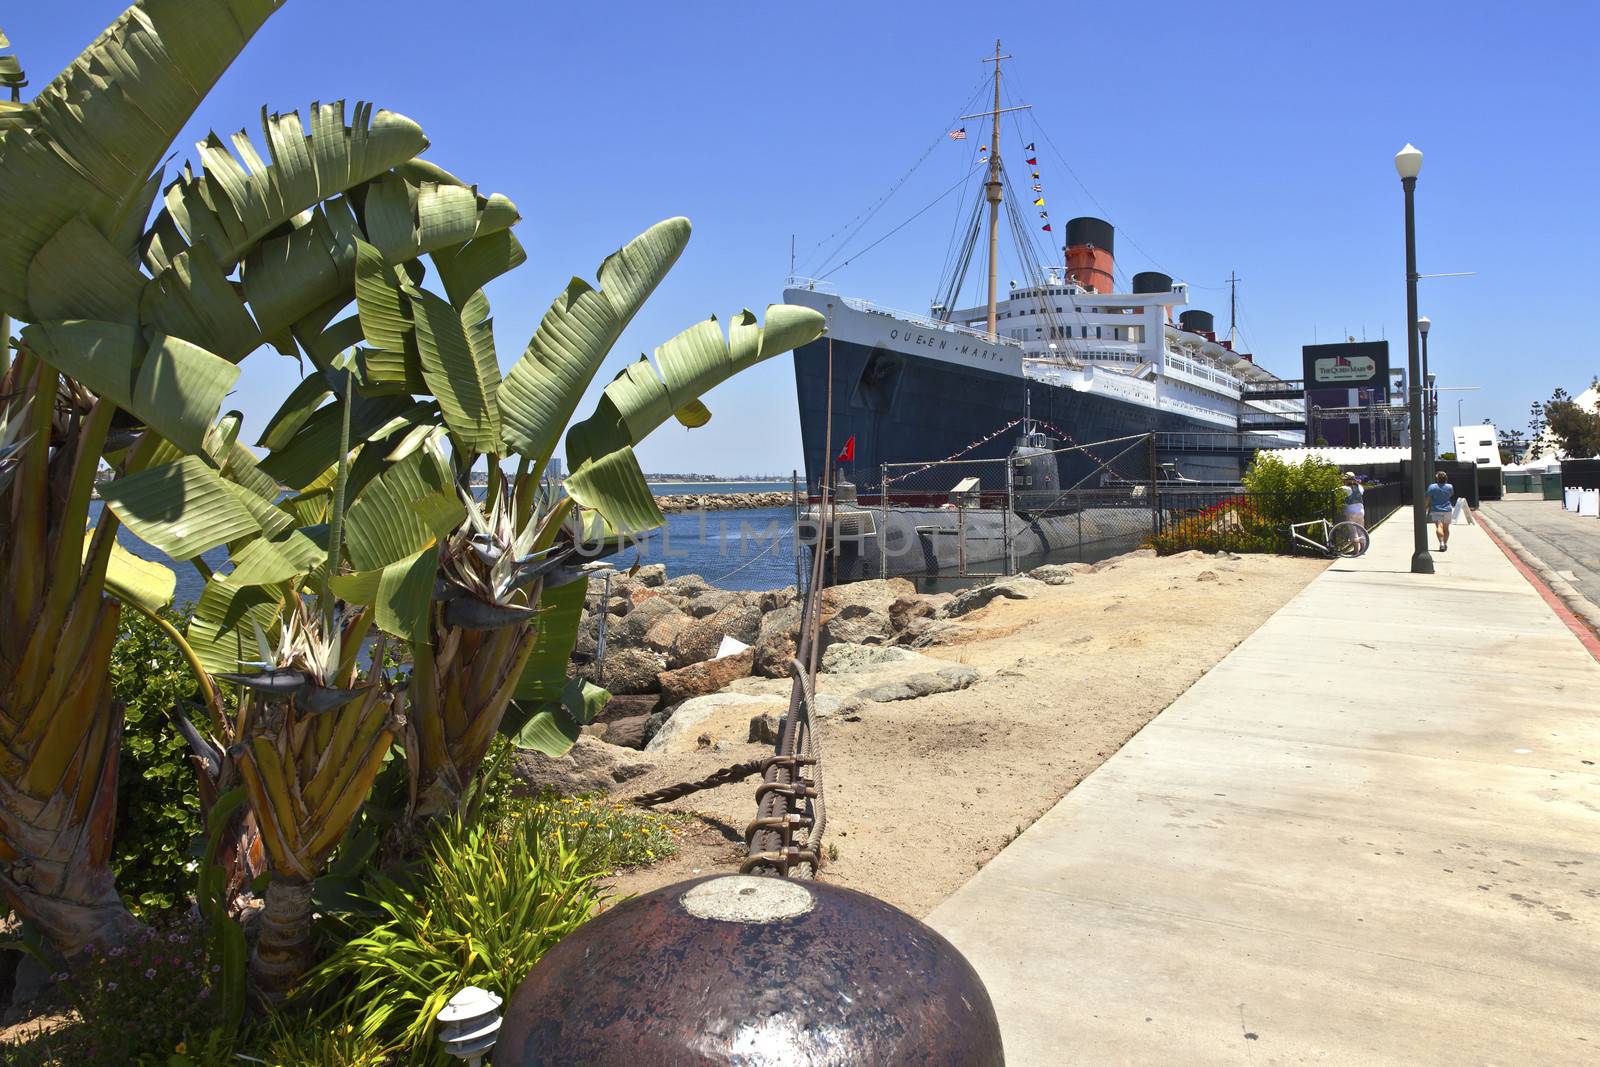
495, 874, 1005, 1065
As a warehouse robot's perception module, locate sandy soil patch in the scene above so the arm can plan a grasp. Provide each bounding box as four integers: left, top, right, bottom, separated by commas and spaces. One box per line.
608, 550, 1326, 915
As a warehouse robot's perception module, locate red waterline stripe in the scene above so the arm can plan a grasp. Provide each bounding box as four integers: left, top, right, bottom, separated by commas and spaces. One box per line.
1477, 517, 1600, 663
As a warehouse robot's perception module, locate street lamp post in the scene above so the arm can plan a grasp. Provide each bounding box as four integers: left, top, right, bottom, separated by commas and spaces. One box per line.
1396, 143, 1433, 574
1419, 315, 1434, 464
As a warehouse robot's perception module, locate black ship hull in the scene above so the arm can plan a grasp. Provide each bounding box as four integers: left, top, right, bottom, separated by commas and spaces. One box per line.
792, 336, 1241, 492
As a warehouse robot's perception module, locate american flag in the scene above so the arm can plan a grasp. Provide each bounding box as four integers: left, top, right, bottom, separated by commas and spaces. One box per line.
948, 127, 967, 140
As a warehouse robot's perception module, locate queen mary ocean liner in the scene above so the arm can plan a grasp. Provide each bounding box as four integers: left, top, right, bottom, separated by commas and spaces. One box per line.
786, 43, 1301, 579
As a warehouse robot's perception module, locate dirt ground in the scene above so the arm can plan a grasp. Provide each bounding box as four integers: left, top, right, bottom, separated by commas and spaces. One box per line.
608, 550, 1327, 916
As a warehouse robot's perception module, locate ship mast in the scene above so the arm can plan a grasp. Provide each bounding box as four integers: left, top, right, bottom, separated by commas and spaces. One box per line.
983, 40, 1008, 341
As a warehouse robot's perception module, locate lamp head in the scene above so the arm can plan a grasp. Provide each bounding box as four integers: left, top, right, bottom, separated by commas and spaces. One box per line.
1394, 143, 1423, 180
1417, 315, 1431, 336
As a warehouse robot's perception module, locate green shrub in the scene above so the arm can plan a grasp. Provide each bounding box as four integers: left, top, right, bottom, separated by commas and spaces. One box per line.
108, 606, 207, 917
303, 806, 611, 1063
1151, 455, 1344, 555
1240, 453, 1344, 530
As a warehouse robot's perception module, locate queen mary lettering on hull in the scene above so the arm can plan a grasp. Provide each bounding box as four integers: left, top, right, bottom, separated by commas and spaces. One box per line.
784, 42, 1301, 580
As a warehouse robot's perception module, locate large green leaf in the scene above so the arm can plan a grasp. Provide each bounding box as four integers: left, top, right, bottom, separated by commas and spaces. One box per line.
100, 455, 268, 560
565, 304, 824, 468
22, 321, 240, 454
142, 172, 521, 365
258, 394, 418, 491
342, 450, 462, 571
498, 218, 690, 466
431, 229, 527, 307
411, 288, 501, 453
563, 446, 665, 537
330, 544, 437, 639
27, 217, 147, 323
186, 575, 283, 676
511, 575, 590, 703
507, 671, 611, 758
351, 238, 421, 387
257, 373, 333, 452
156, 101, 427, 269
95, 535, 178, 614
0, 0, 286, 320
215, 530, 324, 587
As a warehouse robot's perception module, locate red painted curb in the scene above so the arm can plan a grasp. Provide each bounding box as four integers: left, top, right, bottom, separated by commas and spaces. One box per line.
1477, 515, 1600, 664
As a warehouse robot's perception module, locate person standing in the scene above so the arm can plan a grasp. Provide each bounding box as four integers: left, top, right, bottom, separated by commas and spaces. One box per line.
1342, 472, 1366, 529
1425, 471, 1454, 552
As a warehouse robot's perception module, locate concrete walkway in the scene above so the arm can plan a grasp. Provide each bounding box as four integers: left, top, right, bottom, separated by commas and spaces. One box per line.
927, 519, 1600, 1065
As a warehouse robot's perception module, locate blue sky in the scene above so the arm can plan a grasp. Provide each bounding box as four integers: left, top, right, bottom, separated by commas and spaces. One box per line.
10, 1, 1597, 471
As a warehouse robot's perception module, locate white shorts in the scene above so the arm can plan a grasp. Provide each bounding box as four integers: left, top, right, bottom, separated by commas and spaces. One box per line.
1429, 509, 1452, 524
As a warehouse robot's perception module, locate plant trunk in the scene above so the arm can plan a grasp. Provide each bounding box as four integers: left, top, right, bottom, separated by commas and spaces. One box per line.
0, 373, 141, 961
0, 600, 141, 960
408, 620, 537, 821
250, 876, 314, 1002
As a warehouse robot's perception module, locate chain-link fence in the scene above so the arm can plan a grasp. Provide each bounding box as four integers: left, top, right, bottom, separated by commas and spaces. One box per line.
798, 433, 1422, 584
811, 432, 1161, 584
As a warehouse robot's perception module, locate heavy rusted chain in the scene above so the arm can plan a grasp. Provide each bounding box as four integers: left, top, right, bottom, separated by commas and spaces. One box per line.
630, 754, 817, 809
630, 759, 767, 808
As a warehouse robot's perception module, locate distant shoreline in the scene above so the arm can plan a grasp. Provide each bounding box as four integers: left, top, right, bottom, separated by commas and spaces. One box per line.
646, 480, 790, 487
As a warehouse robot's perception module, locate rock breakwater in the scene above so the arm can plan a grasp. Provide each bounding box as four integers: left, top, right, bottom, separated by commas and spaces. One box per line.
655, 490, 791, 513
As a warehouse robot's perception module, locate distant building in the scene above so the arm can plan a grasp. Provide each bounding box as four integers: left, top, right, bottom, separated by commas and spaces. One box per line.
1452, 423, 1502, 471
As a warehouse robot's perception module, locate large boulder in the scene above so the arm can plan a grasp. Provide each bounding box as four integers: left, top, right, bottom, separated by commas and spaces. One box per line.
819, 603, 893, 648
820, 642, 920, 673
512, 737, 656, 796
888, 595, 935, 631
602, 714, 653, 750
663, 573, 713, 599
642, 609, 693, 654
759, 585, 797, 614
609, 596, 680, 648
1026, 563, 1086, 586
1090, 548, 1157, 573
851, 666, 980, 705
752, 599, 805, 678
825, 577, 917, 615
631, 563, 668, 588
667, 601, 763, 669
589, 648, 667, 694
939, 576, 1047, 618
573, 612, 599, 659
657, 649, 755, 706
646, 692, 783, 754
685, 589, 740, 618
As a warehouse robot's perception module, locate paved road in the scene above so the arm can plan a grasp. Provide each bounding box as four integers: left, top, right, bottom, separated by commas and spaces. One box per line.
1479, 497, 1600, 625
927, 519, 1600, 1065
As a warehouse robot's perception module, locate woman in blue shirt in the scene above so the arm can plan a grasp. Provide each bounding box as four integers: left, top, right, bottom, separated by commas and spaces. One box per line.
1425, 471, 1454, 551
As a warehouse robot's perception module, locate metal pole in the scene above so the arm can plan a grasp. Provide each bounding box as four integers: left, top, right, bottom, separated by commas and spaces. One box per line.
1005, 458, 1016, 575
1147, 432, 1159, 540
1403, 175, 1434, 574
595, 572, 612, 683
1420, 326, 1433, 463
793, 469, 803, 591
879, 462, 889, 579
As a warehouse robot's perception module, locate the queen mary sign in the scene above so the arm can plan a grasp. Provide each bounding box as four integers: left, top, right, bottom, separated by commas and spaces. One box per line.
1302, 341, 1389, 390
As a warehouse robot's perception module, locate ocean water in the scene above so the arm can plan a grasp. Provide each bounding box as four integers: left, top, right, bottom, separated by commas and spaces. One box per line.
648, 481, 792, 496
90, 497, 803, 611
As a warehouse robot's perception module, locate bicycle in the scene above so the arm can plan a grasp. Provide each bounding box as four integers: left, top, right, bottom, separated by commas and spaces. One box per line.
1287, 518, 1369, 559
